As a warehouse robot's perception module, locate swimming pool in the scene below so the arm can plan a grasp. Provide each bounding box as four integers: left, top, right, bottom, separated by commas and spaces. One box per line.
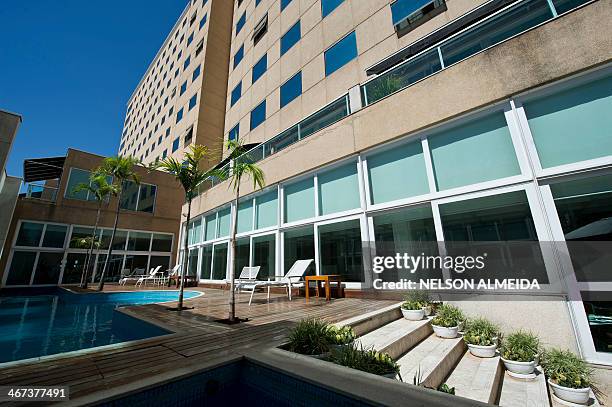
0, 289, 201, 364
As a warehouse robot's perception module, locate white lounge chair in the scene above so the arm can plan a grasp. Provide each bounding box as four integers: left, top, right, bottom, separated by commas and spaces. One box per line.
162, 264, 182, 286
233, 266, 261, 291
241, 259, 313, 306
119, 268, 146, 285
135, 265, 163, 287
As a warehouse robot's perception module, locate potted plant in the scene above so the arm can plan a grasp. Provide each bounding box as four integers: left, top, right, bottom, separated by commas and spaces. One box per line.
462, 317, 500, 358
330, 345, 400, 380
401, 300, 425, 321
500, 331, 540, 375
403, 290, 433, 317
326, 325, 356, 351
287, 319, 331, 358
542, 348, 595, 405
431, 304, 465, 339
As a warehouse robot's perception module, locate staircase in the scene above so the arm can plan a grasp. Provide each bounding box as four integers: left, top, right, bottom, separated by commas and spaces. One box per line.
339, 304, 600, 407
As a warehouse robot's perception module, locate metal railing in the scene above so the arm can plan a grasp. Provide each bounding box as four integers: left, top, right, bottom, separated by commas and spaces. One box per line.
24, 183, 58, 203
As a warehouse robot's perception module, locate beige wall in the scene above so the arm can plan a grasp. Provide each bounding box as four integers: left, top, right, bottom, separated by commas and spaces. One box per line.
223, 0, 487, 152
193, 0, 612, 214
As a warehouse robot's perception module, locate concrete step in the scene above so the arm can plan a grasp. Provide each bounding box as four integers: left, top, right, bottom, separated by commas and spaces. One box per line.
337, 302, 403, 336
357, 318, 432, 359
498, 367, 549, 407
396, 333, 466, 389
445, 351, 503, 404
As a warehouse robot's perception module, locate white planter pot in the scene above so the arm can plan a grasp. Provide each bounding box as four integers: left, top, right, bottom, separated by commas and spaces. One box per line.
432, 324, 459, 339
422, 305, 432, 316
548, 379, 591, 405
467, 343, 497, 358
401, 308, 425, 321
501, 357, 537, 375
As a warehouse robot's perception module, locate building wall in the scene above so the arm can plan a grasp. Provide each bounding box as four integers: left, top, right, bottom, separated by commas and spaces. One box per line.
119, 0, 234, 167
0, 110, 22, 263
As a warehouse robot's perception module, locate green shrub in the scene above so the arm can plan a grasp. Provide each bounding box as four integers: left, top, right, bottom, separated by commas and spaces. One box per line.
500, 331, 540, 362
463, 318, 500, 346
330, 345, 400, 377
288, 319, 331, 355
405, 290, 431, 305
437, 383, 456, 395
326, 325, 356, 345
401, 300, 424, 311
542, 348, 593, 389
431, 304, 464, 328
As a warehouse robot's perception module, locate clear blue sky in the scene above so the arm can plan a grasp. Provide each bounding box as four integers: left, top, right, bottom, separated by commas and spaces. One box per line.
0, 0, 187, 178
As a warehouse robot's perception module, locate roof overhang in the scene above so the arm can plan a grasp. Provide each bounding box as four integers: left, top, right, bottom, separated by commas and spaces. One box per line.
23, 156, 66, 182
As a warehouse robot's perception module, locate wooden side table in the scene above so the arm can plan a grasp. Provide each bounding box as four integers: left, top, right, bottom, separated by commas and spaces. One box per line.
305, 275, 342, 301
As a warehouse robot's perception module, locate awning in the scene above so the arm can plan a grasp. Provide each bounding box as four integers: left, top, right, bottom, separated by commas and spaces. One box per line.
23, 156, 66, 182
366, 0, 516, 76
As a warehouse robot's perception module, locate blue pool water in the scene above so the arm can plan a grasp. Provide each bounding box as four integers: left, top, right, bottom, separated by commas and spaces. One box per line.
0, 289, 200, 364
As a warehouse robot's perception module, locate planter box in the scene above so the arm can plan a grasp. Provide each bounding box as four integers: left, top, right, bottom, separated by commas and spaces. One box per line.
501, 357, 536, 375
467, 343, 497, 358
432, 325, 459, 339
548, 379, 591, 405
401, 308, 424, 321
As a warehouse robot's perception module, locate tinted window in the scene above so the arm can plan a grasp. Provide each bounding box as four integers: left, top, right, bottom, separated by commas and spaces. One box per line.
172, 137, 180, 152
189, 94, 197, 110
281, 21, 300, 56
180, 80, 187, 95
199, 14, 208, 29
192, 65, 201, 81
229, 123, 240, 141
236, 11, 246, 35
324, 31, 357, 76
391, 0, 434, 25
231, 82, 242, 107
176, 108, 184, 123
281, 0, 293, 11
233, 45, 244, 69
250, 100, 266, 130
280, 71, 302, 108
183, 56, 191, 70
322, 0, 344, 17
252, 54, 267, 84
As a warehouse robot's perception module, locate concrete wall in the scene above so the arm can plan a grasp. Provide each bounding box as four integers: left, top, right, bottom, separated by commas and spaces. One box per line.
0, 175, 21, 261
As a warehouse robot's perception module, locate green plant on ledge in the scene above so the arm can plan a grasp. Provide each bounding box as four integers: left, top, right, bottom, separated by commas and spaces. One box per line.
431, 304, 465, 328
463, 318, 500, 346
500, 331, 540, 362
326, 325, 356, 345
287, 319, 331, 356
541, 348, 594, 389
401, 300, 423, 311
330, 345, 400, 379
405, 290, 431, 305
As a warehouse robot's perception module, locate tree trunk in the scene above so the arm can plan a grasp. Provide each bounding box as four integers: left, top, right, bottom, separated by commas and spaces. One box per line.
228, 185, 239, 322
178, 198, 192, 310
97, 190, 122, 291
80, 203, 102, 289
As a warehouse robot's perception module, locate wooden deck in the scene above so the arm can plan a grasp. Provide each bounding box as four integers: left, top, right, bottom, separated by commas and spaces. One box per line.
0, 286, 395, 404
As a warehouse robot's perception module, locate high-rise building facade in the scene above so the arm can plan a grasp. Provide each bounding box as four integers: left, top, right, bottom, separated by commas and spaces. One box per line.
119, 0, 234, 167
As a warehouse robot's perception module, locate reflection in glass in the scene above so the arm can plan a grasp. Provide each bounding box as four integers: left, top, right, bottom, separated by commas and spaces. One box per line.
6, 251, 37, 285
151, 234, 173, 252
63, 253, 87, 284
254, 234, 275, 280
127, 232, 152, 251
188, 249, 198, 277
212, 244, 228, 280
69, 227, 94, 248
137, 184, 157, 213
199, 246, 213, 279
16, 222, 44, 247
42, 225, 67, 248
319, 220, 363, 282
284, 226, 315, 275
32, 252, 64, 285
235, 239, 250, 278
94, 254, 124, 282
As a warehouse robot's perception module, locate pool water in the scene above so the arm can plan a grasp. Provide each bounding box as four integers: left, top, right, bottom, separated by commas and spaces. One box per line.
0, 289, 200, 364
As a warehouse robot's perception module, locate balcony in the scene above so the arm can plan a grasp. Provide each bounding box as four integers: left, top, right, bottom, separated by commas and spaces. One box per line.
22, 182, 58, 203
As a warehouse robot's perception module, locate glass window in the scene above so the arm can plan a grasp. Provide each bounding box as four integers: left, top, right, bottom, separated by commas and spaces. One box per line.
110, 230, 129, 251
440, 190, 548, 282
188, 249, 199, 277
42, 224, 67, 248
237, 200, 253, 233
217, 207, 231, 238
235, 238, 250, 278
32, 252, 64, 285
254, 234, 275, 280
368, 141, 429, 204
16, 222, 44, 247
137, 184, 157, 213
231, 81, 242, 107
281, 21, 300, 56
324, 31, 357, 76
256, 190, 278, 229
152, 233, 173, 252
391, 0, 438, 25
283, 226, 315, 275
250, 100, 266, 130
199, 14, 208, 29
281, 0, 293, 11
149, 256, 171, 273
173, 137, 180, 152
127, 231, 151, 251
176, 108, 184, 123
524, 75, 612, 169
120, 181, 139, 211
322, 0, 344, 17
93, 254, 124, 282
319, 220, 363, 282
212, 243, 228, 280
70, 226, 95, 248
180, 81, 187, 95
252, 54, 267, 84
373, 205, 440, 282
183, 56, 191, 70
205, 213, 217, 241
318, 162, 360, 215
189, 94, 197, 110
65, 168, 90, 200
192, 65, 201, 81
199, 245, 213, 279
284, 177, 315, 223
62, 253, 86, 284
280, 71, 302, 108
236, 11, 246, 35
299, 96, 349, 139
233, 45, 244, 69
229, 123, 240, 142
6, 251, 36, 285
429, 113, 520, 191
123, 254, 149, 274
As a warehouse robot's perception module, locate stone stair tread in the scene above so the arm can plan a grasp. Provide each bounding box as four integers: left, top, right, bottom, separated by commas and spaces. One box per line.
357, 318, 430, 353
396, 333, 465, 389
498, 367, 549, 407
445, 351, 502, 404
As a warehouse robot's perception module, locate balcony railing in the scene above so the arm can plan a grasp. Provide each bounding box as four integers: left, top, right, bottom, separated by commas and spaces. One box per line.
23, 183, 58, 203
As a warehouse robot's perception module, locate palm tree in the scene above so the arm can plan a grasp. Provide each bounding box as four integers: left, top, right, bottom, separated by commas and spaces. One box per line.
73, 174, 118, 288
95, 156, 140, 291
151, 144, 223, 310
226, 140, 265, 322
